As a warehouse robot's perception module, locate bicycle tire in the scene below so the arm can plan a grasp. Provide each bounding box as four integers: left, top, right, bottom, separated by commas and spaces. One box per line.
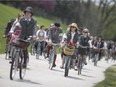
64, 56, 70, 77
49, 53, 54, 70
36, 43, 41, 59
5, 44, 10, 60
78, 57, 83, 75
19, 55, 26, 80
94, 54, 98, 66
10, 50, 18, 80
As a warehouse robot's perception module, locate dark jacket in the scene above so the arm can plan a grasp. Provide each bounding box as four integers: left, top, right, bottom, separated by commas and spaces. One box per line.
4, 18, 16, 35
19, 17, 37, 39
49, 27, 62, 43
66, 31, 79, 44
79, 35, 90, 46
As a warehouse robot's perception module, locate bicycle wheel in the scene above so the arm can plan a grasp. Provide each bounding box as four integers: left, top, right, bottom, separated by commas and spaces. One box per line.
36, 42, 40, 59
94, 54, 98, 66
43, 48, 47, 59
5, 44, 10, 60
77, 57, 83, 75
64, 56, 71, 77
49, 52, 54, 70
19, 54, 26, 80
10, 49, 19, 80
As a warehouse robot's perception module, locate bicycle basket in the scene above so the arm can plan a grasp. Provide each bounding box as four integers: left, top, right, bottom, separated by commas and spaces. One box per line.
64, 45, 75, 56
93, 48, 101, 53
112, 50, 116, 54
13, 39, 29, 49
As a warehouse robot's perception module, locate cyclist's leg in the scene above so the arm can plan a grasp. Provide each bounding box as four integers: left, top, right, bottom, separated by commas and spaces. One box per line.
53, 45, 58, 67
23, 48, 28, 68
60, 52, 65, 69
47, 45, 52, 57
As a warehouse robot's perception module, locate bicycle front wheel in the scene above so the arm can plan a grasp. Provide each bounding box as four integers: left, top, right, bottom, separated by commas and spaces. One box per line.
64, 56, 71, 77
5, 44, 11, 60
77, 57, 83, 75
19, 55, 26, 79
10, 49, 19, 80
49, 52, 54, 70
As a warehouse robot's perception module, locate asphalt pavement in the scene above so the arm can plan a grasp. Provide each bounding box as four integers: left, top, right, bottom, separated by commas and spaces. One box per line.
0, 54, 115, 87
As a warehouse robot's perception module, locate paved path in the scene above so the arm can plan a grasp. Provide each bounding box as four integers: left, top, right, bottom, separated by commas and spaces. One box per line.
0, 54, 115, 87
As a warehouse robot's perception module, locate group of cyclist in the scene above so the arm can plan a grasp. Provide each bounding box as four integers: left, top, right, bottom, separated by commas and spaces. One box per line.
3, 6, 116, 77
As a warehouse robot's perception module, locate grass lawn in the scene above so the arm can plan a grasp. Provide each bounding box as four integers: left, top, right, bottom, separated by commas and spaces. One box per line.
94, 65, 116, 87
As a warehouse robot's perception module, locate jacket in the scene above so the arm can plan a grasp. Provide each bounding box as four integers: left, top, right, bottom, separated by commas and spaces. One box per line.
66, 31, 79, 44
19, 16, 37, 39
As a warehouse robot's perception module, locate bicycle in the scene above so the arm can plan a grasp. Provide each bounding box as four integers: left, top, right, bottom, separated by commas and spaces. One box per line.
63, 43, 75, 77
49, 43, 58, 70
76, 45, 88, 75
36, 40, 45, 59
5, 34, 11, 60
30, 40, 36, 55
92, 48, 101, 66
9, 37, 31, 80
43, 41, 48, 59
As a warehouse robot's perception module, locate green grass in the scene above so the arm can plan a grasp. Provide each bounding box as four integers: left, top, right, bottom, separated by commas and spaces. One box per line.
94, 65, 116, 87
0, 3, 67, 53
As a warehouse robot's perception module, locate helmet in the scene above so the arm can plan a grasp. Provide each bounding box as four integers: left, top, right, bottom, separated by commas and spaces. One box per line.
83, 28, 89, 33
24, 6, 33, 15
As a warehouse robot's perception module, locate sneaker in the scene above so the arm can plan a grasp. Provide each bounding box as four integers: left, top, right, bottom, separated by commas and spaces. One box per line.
84, 62, 87, 65
60, 66, 64, 69
53, 64, 56, 67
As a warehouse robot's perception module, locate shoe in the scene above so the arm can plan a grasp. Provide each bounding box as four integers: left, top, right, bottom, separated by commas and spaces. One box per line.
60, 66, 64, 69
74, 66, 78, 71
84, 62, 87, 65
23, 64, 27, 68
53, 64, 56, 67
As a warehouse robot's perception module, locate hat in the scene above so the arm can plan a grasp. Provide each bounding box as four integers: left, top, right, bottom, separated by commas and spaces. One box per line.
54, 23, 60, 27
70, 23, 78, 29
83, 28, 89, 33
24, 6, 33, 15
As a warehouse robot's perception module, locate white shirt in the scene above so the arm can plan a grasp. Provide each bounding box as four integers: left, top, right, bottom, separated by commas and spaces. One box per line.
9, 19, 21, 33
36, 30, 46, 41
70, 32, 75, 43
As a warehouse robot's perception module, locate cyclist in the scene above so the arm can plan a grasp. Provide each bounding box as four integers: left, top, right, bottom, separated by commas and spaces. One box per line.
35, 25, 46, 58
18, 6, 37, 68
78, 28, 90, 65
97, 36, 104, 61
46, 23, 55, 58
61, 23, 79, 69
8, 13, 24, 58
3, 18, 16, 53
48, 22, 62, 67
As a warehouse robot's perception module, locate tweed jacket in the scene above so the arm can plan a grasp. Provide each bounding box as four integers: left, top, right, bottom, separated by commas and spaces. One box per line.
19, 16, 37, 39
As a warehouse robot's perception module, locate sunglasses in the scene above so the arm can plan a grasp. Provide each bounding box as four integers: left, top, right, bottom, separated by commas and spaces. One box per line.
83, 32, 88, 33
71, 26, 76, 28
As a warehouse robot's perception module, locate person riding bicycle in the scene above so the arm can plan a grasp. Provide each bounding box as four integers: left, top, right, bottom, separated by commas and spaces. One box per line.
48, 22, 62, 67
35, 25, 46, 58
8, 13, 24, 59
78, 28, 90, 65
61, 23, 79, 69
3, 18, 16, 53
18, 6, 37, 68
